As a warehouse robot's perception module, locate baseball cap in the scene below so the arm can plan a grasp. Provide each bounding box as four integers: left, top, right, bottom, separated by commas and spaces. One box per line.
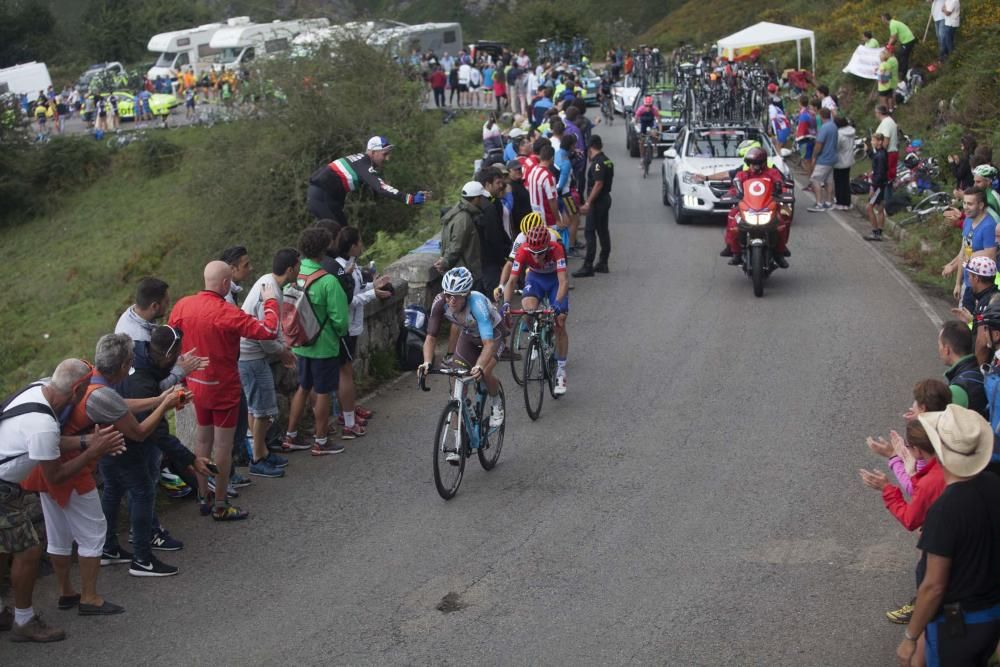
461, 181, 485, 198
366, 136, 393, 151
767, 82, 778, 93
493, 162, 509, 175
967, 256, 997, 278
509, 128, 527, 139
505, 159, 523, 171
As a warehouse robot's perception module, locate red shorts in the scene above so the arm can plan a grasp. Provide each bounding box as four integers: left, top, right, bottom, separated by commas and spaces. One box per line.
194, 402, 239, 429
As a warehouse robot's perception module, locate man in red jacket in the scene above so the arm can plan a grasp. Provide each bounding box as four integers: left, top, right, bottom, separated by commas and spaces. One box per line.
168, 261, 279, 521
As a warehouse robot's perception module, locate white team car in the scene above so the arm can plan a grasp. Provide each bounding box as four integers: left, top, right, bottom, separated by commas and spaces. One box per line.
661, 124, 792, 224
611, 84, 641, 116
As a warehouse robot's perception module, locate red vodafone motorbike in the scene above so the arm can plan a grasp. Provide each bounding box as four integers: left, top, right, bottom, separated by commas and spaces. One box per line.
730, 177, 794, 297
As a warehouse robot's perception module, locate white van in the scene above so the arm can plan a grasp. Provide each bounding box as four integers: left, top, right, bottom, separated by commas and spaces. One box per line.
146, 22, 225, 80
367, 22, 463, 59
210, 17, 330, 71
0, 61, 52, 97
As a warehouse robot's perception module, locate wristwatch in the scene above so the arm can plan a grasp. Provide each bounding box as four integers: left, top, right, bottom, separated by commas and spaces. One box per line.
79, 435, 88, 452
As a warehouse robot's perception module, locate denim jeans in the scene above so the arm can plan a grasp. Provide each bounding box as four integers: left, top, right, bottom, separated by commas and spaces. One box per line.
934, 19, 946, 59
941, 26, 956, 60
100, 450, 156, 562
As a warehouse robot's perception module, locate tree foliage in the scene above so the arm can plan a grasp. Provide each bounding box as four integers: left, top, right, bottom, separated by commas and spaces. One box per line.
0, 0, 58, 67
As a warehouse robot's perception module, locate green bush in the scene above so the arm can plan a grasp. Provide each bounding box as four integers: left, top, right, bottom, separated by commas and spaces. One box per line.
126, 134, 185, 174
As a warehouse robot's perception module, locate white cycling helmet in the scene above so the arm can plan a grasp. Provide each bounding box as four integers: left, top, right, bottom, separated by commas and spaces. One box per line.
442, 267, 474, 295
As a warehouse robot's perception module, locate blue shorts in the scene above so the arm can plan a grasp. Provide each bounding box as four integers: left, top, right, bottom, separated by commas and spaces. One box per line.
238, 358, 278, 419
296, 355, 340, 394
523, 271, 569, 313
797, 138, 815, 160
776, 127, 791, 144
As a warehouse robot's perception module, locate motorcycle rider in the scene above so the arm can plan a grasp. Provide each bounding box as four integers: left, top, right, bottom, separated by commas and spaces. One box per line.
720, 146, 790, 268
632, 95, 660, 137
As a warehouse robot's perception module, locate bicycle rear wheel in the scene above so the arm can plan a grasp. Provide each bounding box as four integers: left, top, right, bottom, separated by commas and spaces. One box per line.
523, 338, 545, 421
509, 315, 529, 386
478, 381, 505, 470
433, 401, 466, 499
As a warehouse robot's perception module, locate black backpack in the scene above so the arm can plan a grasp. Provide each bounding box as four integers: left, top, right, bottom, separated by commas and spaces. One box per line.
0, 383, 57, 468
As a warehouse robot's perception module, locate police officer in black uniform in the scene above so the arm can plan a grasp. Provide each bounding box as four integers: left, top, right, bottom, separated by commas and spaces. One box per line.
573, 135, 614, 277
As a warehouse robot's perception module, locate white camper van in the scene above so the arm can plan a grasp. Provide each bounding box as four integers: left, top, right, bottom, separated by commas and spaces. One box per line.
210, 17, 330, 70
367, 22, 463, 58
0, 62, 52, 97
146, 22, 225, 80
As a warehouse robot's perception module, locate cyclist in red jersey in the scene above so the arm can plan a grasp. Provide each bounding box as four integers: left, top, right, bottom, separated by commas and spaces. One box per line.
501, 226, 570, 394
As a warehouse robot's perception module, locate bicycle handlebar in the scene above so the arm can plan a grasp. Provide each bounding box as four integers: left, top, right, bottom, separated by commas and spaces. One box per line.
417, 366, 472, 392
508, 308, 556, 316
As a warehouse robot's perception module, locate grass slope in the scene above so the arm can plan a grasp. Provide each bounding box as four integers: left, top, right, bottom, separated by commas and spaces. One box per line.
0, 113, 481, 395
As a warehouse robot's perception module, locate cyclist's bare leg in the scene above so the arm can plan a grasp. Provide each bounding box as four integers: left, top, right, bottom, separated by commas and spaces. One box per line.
555, 314, 569, 359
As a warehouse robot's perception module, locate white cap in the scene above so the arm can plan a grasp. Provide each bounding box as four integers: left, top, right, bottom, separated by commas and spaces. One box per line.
366, 136, 393, 152
461, 181, 485, 198
509, 128, 527, 139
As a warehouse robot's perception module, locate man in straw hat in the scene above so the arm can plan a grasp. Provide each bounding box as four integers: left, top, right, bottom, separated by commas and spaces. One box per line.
895, 405, 1000, 666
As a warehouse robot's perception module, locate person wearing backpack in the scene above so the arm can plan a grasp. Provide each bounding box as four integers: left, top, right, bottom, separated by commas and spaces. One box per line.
0, 359, 125, 643
938, 320, 988, 418
282, 227, 350, 456
239, 248, 302, 472
167, 262, 281, 522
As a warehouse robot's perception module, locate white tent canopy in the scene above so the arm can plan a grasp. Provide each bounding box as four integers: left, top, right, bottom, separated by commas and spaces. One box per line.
716, 21, 816, 73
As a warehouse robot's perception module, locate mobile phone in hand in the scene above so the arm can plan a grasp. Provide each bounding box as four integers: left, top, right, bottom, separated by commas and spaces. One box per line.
205, 462, 220, 475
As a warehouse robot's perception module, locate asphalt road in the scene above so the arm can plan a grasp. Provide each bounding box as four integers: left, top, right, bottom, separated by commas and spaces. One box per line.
8, 116, 952, 665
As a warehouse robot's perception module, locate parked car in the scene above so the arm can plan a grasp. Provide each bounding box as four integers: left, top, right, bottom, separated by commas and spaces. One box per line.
661, 123, 790, 224
76, 62, 125, 93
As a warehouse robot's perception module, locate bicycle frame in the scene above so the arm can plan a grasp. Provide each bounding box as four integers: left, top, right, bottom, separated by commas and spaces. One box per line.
420, 368, 491, 450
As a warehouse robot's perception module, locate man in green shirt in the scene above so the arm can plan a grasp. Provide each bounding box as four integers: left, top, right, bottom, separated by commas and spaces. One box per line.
938, 320, 988, 417
284, 227, 350, 455
862, 31, 880, 48
882, 13, 916, 84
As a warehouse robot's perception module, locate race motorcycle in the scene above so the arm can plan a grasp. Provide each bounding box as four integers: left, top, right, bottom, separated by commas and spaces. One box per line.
727, 176, 794, 297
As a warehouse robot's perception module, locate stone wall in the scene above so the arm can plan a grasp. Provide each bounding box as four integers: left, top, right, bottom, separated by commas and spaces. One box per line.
176, 235, 442, 444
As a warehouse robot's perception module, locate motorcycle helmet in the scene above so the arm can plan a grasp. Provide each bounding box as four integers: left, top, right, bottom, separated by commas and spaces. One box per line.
643, 95, 653, 106
743, 147, 767, 169
520, 211, 543, 234
442, 267, 474, 295
525, 225, 551, 252
737, 139, 762, 158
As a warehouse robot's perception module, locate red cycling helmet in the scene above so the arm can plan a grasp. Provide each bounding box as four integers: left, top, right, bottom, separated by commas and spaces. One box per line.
525, 225, 550, 252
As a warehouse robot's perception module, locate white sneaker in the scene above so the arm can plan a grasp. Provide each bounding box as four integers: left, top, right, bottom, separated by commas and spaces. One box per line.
490, 402, 504, 428
445, 452, 461, 466
554, 370, 567, 395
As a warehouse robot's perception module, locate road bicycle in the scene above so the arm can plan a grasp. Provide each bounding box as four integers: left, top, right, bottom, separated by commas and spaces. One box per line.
895, 191, 953, 226
107, 129, 146, 149
509, 308, 560, 421
641, 129, 659, 179
600, 95, 614, 126
419, 366, 506, 500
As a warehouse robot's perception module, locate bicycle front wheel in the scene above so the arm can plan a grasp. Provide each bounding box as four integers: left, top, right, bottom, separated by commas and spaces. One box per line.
523, 338, 545, 421
478, 381, 505, 470
433, 401, 466, 499
509, 315, 529, 386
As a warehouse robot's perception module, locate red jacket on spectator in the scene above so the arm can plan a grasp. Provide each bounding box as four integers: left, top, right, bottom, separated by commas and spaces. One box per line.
168, 290, 278, 410
429, 70, 447, 89
881, 457, 947, 531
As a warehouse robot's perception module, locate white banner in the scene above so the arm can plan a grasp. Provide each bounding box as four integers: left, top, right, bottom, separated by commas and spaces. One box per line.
842, 45, 883, 80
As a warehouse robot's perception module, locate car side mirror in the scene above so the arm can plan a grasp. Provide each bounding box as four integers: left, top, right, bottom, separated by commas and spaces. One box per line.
664, 148, 678, 159
779, 148, 793, 158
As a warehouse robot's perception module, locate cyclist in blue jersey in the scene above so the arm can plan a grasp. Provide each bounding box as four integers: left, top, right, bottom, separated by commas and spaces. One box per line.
419, 268, 507, 434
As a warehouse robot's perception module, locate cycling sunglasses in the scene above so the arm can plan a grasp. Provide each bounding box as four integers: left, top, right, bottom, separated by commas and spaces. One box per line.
527, 246, 550, 255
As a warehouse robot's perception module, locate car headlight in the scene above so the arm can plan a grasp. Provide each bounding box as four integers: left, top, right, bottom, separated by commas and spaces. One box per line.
742, 211, 773, 225
681, 172, 706, 185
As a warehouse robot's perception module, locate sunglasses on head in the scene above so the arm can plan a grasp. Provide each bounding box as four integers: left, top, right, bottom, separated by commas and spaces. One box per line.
165, 325, 183, 357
